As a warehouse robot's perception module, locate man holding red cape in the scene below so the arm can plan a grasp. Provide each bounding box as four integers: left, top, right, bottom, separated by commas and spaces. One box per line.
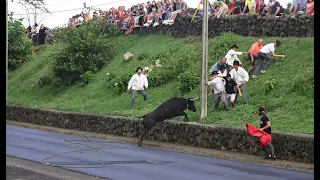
246, 107, 276, 160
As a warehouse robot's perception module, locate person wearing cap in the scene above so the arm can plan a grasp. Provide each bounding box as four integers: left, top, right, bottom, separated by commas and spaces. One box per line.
209, 57, 228, 75
218, 64, 228, 77
224, 74, 237, 107
258, 106, 276, 160
247, 39, 263, 74
225, 44, 245, 71
229, 60, 249, 104
252, 40, 285, 79
205, 71, 229, 110
128, 67, 149, 108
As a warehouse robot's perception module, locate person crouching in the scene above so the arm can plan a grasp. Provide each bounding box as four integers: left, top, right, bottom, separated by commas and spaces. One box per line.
206, 71, 229, 110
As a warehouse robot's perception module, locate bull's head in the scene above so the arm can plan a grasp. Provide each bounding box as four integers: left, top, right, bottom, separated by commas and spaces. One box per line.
187, 97, 198, 112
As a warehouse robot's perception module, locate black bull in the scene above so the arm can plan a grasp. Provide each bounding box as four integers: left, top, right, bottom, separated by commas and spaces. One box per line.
137, 97, 198, 146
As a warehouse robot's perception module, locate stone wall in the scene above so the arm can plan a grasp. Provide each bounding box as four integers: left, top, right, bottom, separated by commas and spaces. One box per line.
133, 13, 314, 38
6, 104, 314, 163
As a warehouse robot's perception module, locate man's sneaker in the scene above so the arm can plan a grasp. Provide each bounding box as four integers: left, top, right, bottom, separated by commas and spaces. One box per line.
147, 20, 153, 23
261, 70, 266, 73
264, 154, 276, 160
252, 75, 257, 79
153, 22, 159, 27
143, 23, 150, 27
167, 19, 174, 23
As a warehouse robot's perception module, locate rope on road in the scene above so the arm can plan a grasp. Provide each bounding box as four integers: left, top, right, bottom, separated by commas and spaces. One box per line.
40, 135, 135, 168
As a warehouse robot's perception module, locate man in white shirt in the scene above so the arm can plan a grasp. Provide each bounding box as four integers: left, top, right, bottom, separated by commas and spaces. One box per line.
82, 2, 88, 15
225, 44, 245, 71
229, 61, 249, 104
206, 71, 229, 110
218, 64, 228, 77
128, 67, 149, 108
252, 40, 285, 79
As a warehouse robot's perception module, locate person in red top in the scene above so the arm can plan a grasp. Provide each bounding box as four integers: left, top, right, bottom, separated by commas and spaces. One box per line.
226, 0, 235, 16
306, 0, 314, 16
247, 39, 263, 73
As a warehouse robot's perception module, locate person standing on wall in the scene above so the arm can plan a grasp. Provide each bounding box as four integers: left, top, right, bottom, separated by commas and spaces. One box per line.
128, 67, 149, 108
258, 106, 276, 160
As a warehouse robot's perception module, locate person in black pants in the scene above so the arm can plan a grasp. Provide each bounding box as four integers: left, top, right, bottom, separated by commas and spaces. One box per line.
258, 106, 276, 160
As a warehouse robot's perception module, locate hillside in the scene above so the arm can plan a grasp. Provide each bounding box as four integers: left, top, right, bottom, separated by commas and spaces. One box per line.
8, 33, 314, 134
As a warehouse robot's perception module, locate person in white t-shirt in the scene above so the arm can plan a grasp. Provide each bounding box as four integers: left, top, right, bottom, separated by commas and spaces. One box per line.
229, 60, 249, 104
128, 67, 149, 108
206, 71, 229, 110
252, 40, 285, 79
225, 44, 246, 71
82, 2, 88, 15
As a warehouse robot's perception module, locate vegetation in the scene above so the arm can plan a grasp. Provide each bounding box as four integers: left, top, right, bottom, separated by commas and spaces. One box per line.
8, 19, 33, 71
7, 31, 314, 134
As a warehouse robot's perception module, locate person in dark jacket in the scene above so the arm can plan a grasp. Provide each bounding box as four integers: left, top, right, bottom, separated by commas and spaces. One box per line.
258, 106, 276, 160
224, 74, 237, 107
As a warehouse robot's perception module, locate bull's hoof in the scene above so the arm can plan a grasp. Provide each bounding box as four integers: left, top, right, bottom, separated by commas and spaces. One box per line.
137, 141, 142, 146
183, 119, 188, 122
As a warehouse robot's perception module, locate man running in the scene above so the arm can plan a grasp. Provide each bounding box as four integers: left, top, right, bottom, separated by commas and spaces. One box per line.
128, 67, 148, 108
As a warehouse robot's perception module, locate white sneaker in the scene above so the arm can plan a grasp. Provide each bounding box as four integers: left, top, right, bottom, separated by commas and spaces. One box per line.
143, 23, 150, 27
168, 19, 174, 23
252, 75, 257, 79
147, 20, 153, 23
261, 70, 266, 73
153, 22, 159, 27
163, 20, 169, 24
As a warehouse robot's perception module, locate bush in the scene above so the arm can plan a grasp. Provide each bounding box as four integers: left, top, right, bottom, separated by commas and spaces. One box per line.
178, 70, 200, 94
111, 72, 133, 94
147, 67, 176, 88
52, 20, 122, 85
8, 19, 33, 71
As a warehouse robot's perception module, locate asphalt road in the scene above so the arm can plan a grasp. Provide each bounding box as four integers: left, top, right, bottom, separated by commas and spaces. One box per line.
6, 125, 314, 180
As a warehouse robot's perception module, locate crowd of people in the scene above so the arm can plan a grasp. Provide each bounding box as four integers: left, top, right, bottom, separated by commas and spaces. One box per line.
25, 23, 50, 45
66, 0, 314, 35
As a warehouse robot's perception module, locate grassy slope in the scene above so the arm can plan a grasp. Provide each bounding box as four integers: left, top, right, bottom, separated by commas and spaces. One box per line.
8, 34, 314, 134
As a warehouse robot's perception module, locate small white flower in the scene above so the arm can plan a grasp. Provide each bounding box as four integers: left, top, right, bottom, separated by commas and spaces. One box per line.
115, 83, 118, 86
106, 73, 110, 76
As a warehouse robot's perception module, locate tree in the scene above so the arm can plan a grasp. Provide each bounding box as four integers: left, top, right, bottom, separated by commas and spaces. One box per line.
17, 0, 50, 26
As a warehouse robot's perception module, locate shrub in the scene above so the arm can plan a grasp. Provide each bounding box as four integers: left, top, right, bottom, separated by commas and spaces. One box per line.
52, 20, 121, 85
8, 19, 33, 71
147, 67, 176, 88
178, 70, 200, 94
112, 72, 133, 94
80, 71, 95, 86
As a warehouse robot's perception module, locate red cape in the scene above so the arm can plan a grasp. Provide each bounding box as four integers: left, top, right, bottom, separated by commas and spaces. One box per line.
246, 123, 271, 147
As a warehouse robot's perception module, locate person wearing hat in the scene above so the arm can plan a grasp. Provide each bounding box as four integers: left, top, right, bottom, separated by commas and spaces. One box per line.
127, 67, 149, 108
252, 40, 285, 79
225, 44, 246, 71
205, 71, 229, 110
218, 64, 228, 77
224, 73, 237, 107
247, 39, 263, 74
258, 106, 276, 160
229, 60, 249, 104
209, 57, 229, 75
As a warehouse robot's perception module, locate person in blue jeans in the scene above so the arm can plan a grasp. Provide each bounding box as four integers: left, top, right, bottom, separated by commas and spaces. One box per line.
252, 40, 286, 79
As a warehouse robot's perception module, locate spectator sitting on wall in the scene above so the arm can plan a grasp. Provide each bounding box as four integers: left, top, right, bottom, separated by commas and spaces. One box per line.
143, 1, 157, 27
305, 0, 314, 16
215, 0, 229, 18
234, 0, 243, 14
226, 0, 235, 16
163, 0, 188, 25
152, 1, 165, 27
241, 0, 255, 15
268, 0, 282, 16
26, 26, 32, 39
291, 0, 306, 14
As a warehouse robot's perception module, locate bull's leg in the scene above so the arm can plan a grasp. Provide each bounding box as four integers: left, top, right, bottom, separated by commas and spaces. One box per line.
137, 128, 150, 146
174, 112, 188, 122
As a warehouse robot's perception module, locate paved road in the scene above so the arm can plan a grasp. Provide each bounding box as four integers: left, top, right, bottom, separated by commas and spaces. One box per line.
6, 125, 314, 180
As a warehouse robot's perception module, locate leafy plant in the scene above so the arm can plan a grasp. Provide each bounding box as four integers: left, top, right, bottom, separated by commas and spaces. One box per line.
52, 20, 121, 85
80, 71, 95, 86
8, 19, 33, 71
178, 71, 200, 94
265, 78, 277, 95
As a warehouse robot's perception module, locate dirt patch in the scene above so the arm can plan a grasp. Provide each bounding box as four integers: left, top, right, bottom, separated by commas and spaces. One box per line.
6, 120, 314, 173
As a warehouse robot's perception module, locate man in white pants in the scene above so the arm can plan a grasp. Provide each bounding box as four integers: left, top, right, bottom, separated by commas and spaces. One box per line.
128, 67, 149, 108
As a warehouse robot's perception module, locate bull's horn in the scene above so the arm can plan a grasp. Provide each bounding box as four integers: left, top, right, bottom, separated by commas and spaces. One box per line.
190, 97, 199, 101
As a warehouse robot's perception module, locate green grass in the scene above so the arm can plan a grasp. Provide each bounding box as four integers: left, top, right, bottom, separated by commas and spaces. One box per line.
8, 33, 314, 134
